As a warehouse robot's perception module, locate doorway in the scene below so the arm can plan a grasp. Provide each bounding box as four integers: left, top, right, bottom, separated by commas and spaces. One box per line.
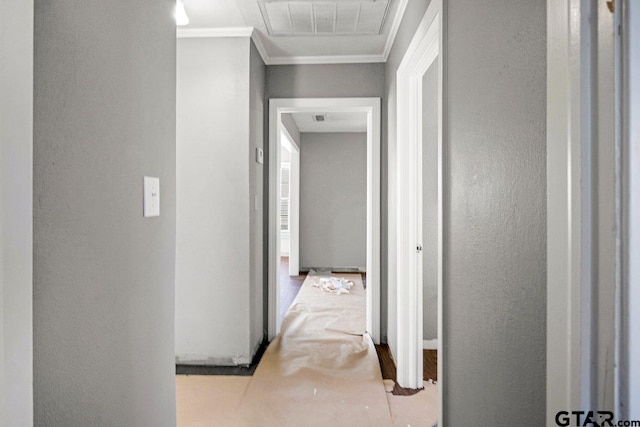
394, 0, 442, 399
267, 97, 381, 343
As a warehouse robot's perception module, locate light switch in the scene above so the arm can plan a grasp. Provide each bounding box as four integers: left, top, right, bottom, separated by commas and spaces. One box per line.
143, 176, 160, 217
256, 148, 264, 164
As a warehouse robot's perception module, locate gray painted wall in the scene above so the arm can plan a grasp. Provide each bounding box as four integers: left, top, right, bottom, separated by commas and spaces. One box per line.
299, 133, 367, 270
0, 0, 33, 425
387, 0, 546, 424
266, 64, 385, 99
33, 1, 177, 426
176, 37, 264, 364
422, 62, 438, 341
443, 0, 546, 424
249, 41, 266, 352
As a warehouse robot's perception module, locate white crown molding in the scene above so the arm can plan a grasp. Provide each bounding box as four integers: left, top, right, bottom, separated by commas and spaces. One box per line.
382, 0, 409, 61
177, 27, 253, 38
250, 31, 270, 65
175, 0, 410, 68
267, 54, 386, 65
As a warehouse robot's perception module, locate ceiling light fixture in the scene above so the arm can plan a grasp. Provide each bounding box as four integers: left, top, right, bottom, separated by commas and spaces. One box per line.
176, 1, 189, 26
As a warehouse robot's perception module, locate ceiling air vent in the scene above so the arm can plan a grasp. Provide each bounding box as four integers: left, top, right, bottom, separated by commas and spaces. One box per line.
313, 114, 328, 122
258, 0, 390, 36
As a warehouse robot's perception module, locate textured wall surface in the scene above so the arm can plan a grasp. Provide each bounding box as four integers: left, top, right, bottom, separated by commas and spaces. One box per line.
175, 37, 253, 364
266, 64, 385, 99
386, 0, 546, 424
444, 0, 546, 424
422, 62, 438, 341
0, 0, 33, 425
299, 132, 367, 270
33, 1, 177, 426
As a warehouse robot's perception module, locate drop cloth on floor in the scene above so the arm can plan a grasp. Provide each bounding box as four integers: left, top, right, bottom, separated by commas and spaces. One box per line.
234, 273, 392, 426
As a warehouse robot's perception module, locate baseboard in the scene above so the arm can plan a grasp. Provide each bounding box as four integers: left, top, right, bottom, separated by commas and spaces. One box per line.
423, 339, 438, 350
300, 266, 366, 273
175, 338, 269, 376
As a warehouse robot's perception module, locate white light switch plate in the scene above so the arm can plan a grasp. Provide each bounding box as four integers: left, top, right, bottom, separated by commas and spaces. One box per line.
256, 148, 264, 164
143, 176, 160, 217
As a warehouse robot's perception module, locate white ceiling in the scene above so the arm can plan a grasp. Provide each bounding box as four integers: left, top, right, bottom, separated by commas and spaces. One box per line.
291, 111, 368, 133
179, 0, 407, 64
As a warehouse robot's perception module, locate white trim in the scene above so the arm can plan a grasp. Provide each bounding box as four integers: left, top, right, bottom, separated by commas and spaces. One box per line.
250, 31, 270, 66
279, 128, 300, 276
266, 54, 386, 65
0, 0, 34, 423
174, 6, 413, 67
545, 0, 624, 419
176, 27, 254, 38
546, 0, 586, 417
394, 0, 440, 391
381, 0, 409, 61
422, 339, 437, 350
173, 0, 413, 67
268, 98, 381, 343
622, 0, 640, 418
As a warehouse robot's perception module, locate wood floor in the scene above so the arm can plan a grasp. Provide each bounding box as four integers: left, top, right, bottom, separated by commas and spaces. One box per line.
278, 257, 307, 324
375, 344, 437, 387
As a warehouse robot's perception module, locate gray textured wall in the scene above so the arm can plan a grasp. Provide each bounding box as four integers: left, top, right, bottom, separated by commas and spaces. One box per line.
386, 0, 546, 424
0, 0, 33, 425
249, 41, 266, 351
33, 1, 177, 426
443, 0, 546, 424
266, 64, 385, 99
175, 37, 253, 364
299, 133, 367, 270
422, 62, 438, 341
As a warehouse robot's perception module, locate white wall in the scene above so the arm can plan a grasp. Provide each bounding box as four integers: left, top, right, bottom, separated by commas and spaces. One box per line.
299, 133, 367, 270
176, 37, 264, 364
422, 61, 438, 341
0, 0, 33, 425
33, 1, 177, 425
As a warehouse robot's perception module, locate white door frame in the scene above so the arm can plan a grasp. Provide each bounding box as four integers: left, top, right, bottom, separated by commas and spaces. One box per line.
395, 0, 441, 392
546, 0, 635, 421
622, 0, 639, 418
0, 0, 34, 423
279, 127, 300, 276
268, 97, 381, 342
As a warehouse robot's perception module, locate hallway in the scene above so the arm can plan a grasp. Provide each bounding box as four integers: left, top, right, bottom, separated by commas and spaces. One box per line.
177, 271, 438, 426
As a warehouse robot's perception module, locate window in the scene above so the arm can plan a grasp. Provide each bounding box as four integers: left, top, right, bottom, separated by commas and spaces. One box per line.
280, 162, 290, 232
